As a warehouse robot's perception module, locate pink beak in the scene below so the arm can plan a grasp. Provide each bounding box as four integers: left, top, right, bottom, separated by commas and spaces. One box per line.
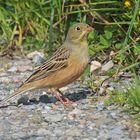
86, 26, 93, 32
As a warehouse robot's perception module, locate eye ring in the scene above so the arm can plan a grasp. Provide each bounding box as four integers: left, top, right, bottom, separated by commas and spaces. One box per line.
75, 26, 81, 31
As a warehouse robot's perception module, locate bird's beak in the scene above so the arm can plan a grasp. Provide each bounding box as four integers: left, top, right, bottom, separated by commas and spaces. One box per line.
75, 25, 93, 42
86, 26, 93, 32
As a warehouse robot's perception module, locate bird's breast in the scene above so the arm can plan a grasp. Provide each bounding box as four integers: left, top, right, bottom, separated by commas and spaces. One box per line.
39, 43, 89, 89
44, 56, 88, 89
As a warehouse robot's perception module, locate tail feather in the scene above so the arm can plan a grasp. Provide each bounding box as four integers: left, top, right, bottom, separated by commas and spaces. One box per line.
0, 84, 35, 106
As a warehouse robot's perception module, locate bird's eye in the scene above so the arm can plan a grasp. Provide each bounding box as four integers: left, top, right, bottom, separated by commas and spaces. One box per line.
75, 26, 81, 31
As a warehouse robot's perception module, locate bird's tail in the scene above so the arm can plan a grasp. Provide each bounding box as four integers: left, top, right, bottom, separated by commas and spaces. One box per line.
0, 84, 35, 106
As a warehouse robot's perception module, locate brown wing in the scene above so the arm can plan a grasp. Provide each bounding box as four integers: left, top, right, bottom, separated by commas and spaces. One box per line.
23, 47, 70, 84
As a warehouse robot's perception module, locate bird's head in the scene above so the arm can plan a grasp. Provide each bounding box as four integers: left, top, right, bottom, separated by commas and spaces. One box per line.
66, 23, 93, 44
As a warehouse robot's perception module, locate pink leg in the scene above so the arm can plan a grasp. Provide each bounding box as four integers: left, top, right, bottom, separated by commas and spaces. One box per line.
50, 88, 76, 107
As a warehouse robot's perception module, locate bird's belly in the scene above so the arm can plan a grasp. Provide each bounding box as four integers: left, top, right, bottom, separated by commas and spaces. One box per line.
45, 62, 87, 89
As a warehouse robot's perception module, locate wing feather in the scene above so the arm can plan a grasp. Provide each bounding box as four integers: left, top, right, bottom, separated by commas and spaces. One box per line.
23, 47, 70, 84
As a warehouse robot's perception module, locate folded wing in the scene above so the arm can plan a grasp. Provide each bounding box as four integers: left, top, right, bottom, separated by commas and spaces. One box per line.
23, 47, 70, 84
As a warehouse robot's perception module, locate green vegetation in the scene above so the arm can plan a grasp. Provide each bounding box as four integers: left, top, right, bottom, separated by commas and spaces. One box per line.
0, 0, 139, 64
104, 78, 140, 125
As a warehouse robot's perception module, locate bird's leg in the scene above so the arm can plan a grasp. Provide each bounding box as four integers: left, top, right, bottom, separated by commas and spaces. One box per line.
50, 88, 75, 107
57, 89, 75, 104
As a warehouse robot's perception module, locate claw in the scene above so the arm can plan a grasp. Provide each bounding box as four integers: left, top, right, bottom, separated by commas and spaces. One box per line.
50, 88, 77, 107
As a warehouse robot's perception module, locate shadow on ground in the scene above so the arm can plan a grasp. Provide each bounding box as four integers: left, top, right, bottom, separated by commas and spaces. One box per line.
0, 86, 92, 108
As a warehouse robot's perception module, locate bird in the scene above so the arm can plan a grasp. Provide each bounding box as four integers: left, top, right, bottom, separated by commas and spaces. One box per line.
0, 23, 93, 107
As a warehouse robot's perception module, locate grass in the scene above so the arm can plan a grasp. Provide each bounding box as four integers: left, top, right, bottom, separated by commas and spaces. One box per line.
104, 77, 140, 125
0, 0, 139, 62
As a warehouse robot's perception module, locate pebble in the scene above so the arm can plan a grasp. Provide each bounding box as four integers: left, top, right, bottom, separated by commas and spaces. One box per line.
17, 96, 29, 105
66, 136, 75, 140
37, 128, 51, 135
49, 136, 58, 140
53, 128, 63, 136
101, 60, 114, 72
65, 128, 83, 137
17, 65, 33, 72
27, 51, 45, 65
43, 114, 64, 122
27, 51, 44, 59
96, 102, 105, 111
90, 60, 101, 73
7, 66, 17, 72
67, 108, 82, 120
0, 77, 11, 84
39, 95, 50, 103
32, 54, 45, 65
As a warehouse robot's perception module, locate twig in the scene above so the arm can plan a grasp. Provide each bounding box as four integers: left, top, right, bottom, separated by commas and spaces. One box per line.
79, 0, 110, 25
53, 16, 66, 28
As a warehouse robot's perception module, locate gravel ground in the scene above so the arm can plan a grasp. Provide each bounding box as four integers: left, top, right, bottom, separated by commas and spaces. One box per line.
0, 57, 140, 140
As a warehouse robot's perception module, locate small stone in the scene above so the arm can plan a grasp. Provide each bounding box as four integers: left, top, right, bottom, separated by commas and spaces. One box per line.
0, 77, 11, 84
7, 66, 17, 72
17, 65, 33, 72
41, 105, 51, 111
35, 136, 47, 140
12, 77, 21, 83
0, 68, 5, 73
31, 114, 43, 124
60, 87, 68, 92
100, 125, 107, 129
65, 128, 82, 137
39, 95, 50, 103
98, 87, 106, 95
14, 59, 32, 65
20, 104, 36, 111
44, 114, 64, 122
80, 120, 86, 125
32, 54, 45, 65
130, 130, 137, 139
106, 86, 114, 92
110, 126, 123, 135
27, 51, 45, 65
67, 108, 82, 120
0, 72, 8, 76
17, 96, 29, 105
88, 123, 96, 130
49, 136, 58, 140
37, 128, 51, 135
27, 51, 44, 59
101, 60, 114, 72
96, 102, 105, 111
66, 136, 74, 140
81, 138, 96, 140
53, 129, 63, 136
51, 104, 58, 110
90, 61, 101, 73
110, 112, 118, 119
29, 98, 38, 104
110, 51, 115, 56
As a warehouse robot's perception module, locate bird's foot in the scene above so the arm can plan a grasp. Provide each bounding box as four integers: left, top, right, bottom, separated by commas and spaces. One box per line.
60, 97, 77, 107
50, 88, 77, 107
